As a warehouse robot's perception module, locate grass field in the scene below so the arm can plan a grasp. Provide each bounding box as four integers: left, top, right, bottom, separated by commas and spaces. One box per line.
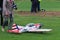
0, 14, 60, 40
0, 0, 60, 40
15, 0, 60, 11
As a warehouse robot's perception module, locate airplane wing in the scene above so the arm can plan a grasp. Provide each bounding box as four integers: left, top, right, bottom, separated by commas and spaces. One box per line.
28, 29, 52, 32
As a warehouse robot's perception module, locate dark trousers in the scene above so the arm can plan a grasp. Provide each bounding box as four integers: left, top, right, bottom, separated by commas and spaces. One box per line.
37, 2, 40, 11
31, 3, 37, 13
2, 14, 13, 30
0, 7, 3, 25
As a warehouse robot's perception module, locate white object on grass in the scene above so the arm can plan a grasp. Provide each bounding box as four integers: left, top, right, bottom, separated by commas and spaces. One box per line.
28, 29, 52, 32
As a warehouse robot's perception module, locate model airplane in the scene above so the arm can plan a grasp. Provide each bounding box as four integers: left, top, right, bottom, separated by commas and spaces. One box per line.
24, 23, 52, 32
7, 23, 52, 33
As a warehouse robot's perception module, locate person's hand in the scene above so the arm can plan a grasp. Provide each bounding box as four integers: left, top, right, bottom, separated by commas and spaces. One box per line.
5, 11, 9, 16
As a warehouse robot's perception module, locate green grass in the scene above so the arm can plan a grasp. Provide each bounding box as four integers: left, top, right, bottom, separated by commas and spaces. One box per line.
41, 1, 60, 11
0, 14, 60, 40
15, 0, 60, 11
0, 0, 60, 40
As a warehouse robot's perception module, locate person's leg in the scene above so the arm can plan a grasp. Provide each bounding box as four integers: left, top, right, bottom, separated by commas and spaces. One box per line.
34, 3, 37, 13
2, 15, 8, 31
8, 14, 13, 30
37, 2, 40, 11
34, 7, 37, 13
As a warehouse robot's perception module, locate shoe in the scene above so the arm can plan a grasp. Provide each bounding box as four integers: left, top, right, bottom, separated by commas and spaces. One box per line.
2, 28, 4, 32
